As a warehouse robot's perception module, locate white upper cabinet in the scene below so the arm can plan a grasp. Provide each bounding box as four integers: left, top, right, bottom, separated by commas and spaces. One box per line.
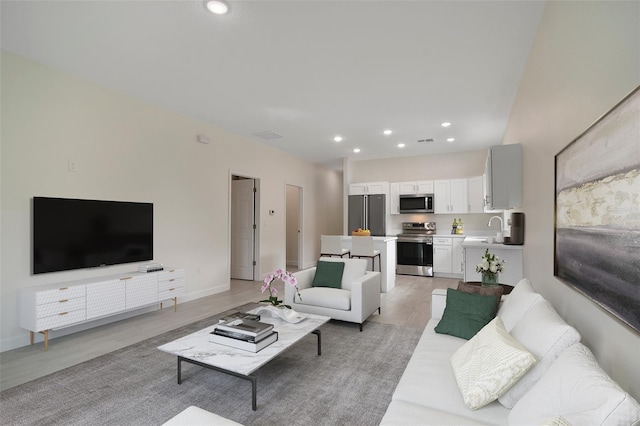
467, 176, 485, 213
389, 182, 400, 215
434, 179, 468, 214
398, 180, 434, 195
485, 144, 522, 210
349, 182, 389, 195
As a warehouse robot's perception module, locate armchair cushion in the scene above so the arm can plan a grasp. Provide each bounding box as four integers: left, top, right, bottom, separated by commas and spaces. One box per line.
297, 287, 351, 311
312, 260, 345, 289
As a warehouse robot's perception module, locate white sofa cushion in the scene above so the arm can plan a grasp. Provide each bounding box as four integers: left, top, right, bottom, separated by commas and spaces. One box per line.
380, 400, 495, 425
162, 406, 243, 425
391, 320, 511, 425
496, 278, 543, 331
451, 317, 536, 410
508, 343, 640, 426
317, 256, 367, 290
499, 299, 581, 408
296, 287, 351, 311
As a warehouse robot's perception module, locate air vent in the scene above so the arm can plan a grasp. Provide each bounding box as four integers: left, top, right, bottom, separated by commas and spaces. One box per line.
253, 131, 283, 140
417, 138, 435, 143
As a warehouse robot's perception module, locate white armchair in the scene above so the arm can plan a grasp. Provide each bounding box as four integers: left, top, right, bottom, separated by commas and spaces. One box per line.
284, 257, 381, 331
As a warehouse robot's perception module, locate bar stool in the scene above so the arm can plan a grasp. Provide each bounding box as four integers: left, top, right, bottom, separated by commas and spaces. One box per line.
350, 236, 381, 271
320, 235, 350, 258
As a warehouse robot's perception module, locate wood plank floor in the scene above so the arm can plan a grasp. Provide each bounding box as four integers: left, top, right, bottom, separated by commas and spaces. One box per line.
0, 274, 458, 391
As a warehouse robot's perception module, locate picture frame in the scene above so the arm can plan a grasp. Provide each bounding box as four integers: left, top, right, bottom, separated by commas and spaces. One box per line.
554, 85, 640, 333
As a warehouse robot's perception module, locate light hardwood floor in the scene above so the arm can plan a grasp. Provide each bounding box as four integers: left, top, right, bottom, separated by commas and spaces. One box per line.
0, 274, 458, 391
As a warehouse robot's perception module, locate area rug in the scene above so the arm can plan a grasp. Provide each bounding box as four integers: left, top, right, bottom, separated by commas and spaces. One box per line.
0, 308, 421, 426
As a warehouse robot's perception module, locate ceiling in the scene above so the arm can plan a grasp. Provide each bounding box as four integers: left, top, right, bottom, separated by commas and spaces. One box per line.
1, 0, 546, 169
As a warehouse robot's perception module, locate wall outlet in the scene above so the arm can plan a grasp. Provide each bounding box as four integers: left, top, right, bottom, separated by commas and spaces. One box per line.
67, 160, 77, 172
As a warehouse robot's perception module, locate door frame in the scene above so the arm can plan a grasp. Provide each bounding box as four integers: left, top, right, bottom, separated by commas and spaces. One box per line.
285, 183, 303, 270
229, 171, 260, 281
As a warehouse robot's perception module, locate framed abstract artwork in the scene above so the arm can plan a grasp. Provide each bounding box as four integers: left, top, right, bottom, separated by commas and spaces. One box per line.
554, 85, 640, 333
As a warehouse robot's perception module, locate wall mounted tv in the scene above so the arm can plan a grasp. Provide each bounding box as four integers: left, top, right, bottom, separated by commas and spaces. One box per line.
33, 197, 153, 274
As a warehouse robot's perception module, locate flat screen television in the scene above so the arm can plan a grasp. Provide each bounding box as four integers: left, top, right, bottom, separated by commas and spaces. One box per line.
33, 197, 153, 274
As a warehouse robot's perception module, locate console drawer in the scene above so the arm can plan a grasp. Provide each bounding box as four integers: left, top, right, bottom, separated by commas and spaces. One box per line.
36, 297, 85, 318
36, 285, 85, 305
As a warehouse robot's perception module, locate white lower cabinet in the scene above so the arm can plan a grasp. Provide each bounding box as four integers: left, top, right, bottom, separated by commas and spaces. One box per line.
452, 237, 465, 274
19, 268, 184, 350
433, 237, 453, 273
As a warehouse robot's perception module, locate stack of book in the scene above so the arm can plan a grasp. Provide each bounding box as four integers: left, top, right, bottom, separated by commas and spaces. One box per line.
210, 318, 278, 352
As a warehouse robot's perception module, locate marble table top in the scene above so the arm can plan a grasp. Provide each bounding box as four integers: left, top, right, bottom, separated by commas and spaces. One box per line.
157, 308, 331, 376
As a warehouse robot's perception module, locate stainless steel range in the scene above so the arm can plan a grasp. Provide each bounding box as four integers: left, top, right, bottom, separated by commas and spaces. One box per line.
396, 222, 436, 277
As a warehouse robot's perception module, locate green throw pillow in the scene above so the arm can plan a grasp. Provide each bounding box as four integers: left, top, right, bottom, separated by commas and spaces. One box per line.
435, 288, 498, 340
312, 261, 345, 289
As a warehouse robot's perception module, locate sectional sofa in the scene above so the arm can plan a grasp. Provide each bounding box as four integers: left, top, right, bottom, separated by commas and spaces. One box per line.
380, 278, 640, 425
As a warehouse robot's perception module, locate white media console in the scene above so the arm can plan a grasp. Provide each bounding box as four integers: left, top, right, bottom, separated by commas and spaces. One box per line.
18, 268, 185, 350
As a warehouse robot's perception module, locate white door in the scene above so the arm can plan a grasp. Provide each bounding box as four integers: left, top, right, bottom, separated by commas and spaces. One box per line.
231, 179, 255, 280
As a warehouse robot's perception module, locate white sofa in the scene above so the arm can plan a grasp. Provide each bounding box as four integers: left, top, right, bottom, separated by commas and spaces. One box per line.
380, 278, 640, 426
284, 257, 381, 331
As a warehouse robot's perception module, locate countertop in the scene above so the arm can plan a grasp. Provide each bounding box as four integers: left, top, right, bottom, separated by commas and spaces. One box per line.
461, 236, 524, 250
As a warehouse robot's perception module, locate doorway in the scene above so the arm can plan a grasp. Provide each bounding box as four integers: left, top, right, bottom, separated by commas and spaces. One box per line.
286, 184, 302, 270
230, 175, 258, 280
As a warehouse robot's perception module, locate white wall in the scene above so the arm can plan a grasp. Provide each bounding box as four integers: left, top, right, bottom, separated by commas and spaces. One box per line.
502, 1, 640, 399
0, 51, 343, 350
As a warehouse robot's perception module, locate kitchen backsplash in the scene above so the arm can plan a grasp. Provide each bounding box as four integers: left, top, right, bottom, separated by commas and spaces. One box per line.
388, 212, 510, 236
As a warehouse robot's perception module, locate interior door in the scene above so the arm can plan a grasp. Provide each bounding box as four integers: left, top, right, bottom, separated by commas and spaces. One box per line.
231, 179, 255, 280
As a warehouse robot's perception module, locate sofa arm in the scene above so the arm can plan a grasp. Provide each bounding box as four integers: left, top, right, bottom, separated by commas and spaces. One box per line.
350, 271, 381, 319
431, 288, 448, 320
286, 268, 316, 304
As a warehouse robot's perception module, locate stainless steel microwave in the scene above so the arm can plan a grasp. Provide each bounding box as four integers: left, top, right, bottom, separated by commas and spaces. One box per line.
399, 194, 434, 213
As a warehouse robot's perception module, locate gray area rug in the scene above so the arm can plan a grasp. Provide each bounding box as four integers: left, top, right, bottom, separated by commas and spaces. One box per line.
0, 308, 421, 426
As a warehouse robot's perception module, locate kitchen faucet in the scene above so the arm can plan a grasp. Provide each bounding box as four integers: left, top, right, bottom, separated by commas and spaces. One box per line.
488, 215, 503, 230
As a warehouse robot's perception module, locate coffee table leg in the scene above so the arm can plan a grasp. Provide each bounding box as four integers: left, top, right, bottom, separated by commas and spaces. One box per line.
250, 375, 257, 411
177, 356, 183, 384
312, 330, 321, 356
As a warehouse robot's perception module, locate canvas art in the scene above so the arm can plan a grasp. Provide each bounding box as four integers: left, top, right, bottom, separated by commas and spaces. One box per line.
555, 86, 640, 333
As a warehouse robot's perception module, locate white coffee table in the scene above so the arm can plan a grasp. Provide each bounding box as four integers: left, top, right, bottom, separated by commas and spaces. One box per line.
158, 307, 331, 410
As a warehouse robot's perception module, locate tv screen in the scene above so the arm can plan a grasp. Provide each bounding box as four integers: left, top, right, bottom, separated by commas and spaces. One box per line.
33, 197, 153, 274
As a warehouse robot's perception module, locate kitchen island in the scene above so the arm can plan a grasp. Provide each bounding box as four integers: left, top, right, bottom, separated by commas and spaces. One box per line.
339, 236, 397, 293
462, 237, 523, 285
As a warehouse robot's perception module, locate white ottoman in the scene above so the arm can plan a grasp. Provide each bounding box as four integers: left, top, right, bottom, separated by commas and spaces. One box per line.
162, 406, 243, 426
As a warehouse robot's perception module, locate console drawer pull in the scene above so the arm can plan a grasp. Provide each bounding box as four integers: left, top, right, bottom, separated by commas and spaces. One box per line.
59, 287, 68, 290
59, 299, 69, 303
120, 277, 132, 281
59, 312, 68, 316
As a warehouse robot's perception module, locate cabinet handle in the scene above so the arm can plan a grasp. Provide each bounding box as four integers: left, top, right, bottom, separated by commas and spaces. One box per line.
59, 287, 68, 290
59, 312, 68, 316
170, 269, 176, 273
120, 276, 132, 281
169, 279, 175, 282
59, 299, 69, 303
169, 288, 175, 291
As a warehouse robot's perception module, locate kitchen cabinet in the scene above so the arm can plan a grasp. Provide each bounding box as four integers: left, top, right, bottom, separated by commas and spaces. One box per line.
398, 180, 434, 195
467, 176, 485, 213
434, 179, 468, 214
433, 237, 452, 273
349, 182, 388, 195
485, 144, 522, 210
452, 237, 465, 274
389, 183, 400, 214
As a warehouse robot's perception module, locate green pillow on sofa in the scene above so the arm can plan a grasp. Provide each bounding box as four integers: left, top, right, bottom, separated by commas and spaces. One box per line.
435, 288, 498, 340
312, 261, 345, 289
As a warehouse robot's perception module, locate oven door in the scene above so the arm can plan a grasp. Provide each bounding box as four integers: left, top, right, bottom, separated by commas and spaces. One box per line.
396, 238, 434, 277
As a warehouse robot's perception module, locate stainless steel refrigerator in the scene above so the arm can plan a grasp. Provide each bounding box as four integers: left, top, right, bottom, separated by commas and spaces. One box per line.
348, 194, 386, 236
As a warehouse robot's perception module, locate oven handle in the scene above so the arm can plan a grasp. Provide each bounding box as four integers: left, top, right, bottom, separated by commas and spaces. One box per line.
397, 237, 433, 244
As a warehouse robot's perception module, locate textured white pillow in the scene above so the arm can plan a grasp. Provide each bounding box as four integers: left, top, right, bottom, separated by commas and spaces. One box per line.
497, 278, 543, 331
508, 343, 640, 426
451, 317, 536, 410
499, 300, 581, 408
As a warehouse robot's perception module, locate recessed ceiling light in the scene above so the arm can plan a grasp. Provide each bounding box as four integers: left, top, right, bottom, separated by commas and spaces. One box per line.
446, 138, 455, 143
205, 0, 229, 15
353, 148, 361, 153
441, 122, 452, 127
383, 129, 393, 135
397, 143, 405, 148
333, 135, 343, 142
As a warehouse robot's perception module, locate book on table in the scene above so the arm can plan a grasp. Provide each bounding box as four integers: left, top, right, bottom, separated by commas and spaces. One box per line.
209, 330, 278, 352
215, 319, 274, 337
217, 312, 261, 324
